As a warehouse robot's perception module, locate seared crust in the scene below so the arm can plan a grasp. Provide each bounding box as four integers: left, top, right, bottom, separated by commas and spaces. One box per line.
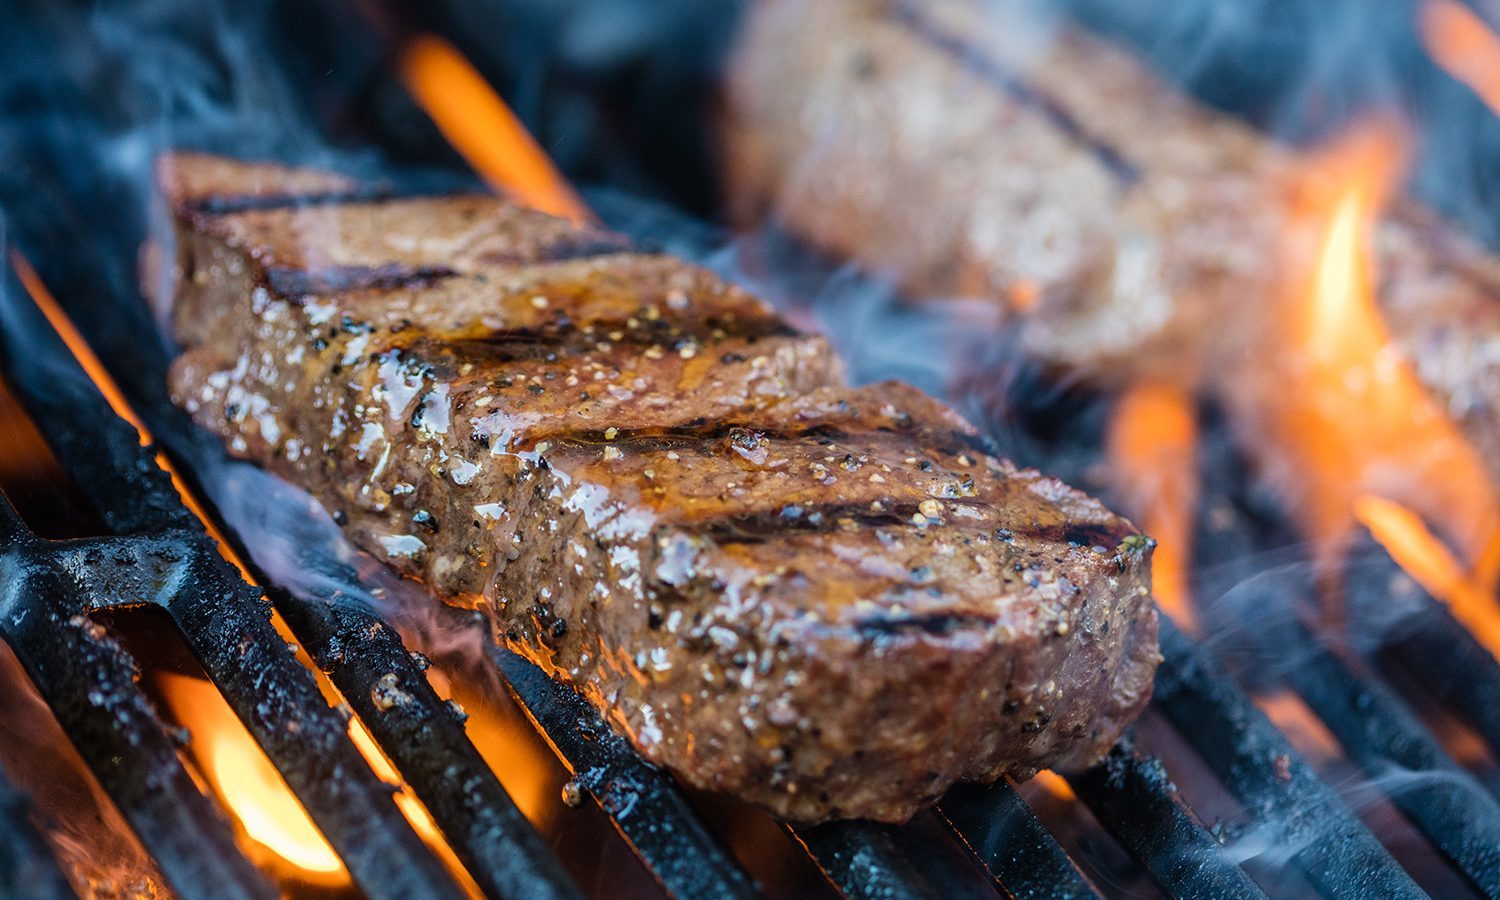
161, 153, 1159, 822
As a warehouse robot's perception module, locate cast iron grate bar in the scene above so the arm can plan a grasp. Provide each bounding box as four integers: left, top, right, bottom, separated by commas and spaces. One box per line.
0, 762, 74, 900
0, 498, 275, 900
267, 587, 582, 900
1067, 739, 1265, 898
787, 820, 950, 900
937, 779, 1099, 899
1154, 617, 1425, 898
1229, 602, 1500, 895
1356, 555, 1500, 759
492, 646, 762, 899
0, 272, 469, 899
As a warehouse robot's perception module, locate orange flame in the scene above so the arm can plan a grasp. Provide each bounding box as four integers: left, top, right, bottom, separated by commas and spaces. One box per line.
438, 671, 560, 825
1421, 0, 1500, 114
1033, 770, 1078, 803
1250, 125, 1500, 587
157, 674, 348, 883
1107, 381, 1198, 632
399, 35, 590, 223
1355, 494, 1500, 656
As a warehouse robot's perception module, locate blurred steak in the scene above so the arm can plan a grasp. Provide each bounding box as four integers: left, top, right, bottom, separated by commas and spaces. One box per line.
159, 152, 1159, 822
722, 0, 1500, 478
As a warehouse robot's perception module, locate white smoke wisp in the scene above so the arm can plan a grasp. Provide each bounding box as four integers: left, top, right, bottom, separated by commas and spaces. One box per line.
207, 459, 499, 688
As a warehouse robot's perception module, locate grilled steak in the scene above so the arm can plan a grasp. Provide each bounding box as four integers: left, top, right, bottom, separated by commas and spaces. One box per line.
159, 152, 1159, 823
722, 0, 1500, 480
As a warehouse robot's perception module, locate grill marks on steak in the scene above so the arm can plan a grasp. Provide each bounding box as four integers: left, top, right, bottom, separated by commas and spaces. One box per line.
160, 153, 1159, 822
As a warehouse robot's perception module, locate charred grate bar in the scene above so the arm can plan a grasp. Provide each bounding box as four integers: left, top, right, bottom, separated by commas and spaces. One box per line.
0, 264, 551, 899
1155, 619, 1425, 898
267, 586, 582, 900
491, 646, 760, 899
0, 502, 278, 900
1194, 437, 1500, 896
1361, 564, 1500, 758
937, 779, 1099, 899
786, 820, 949, 900
1066, 740, 1266, 898
1227, 594, 1500, 894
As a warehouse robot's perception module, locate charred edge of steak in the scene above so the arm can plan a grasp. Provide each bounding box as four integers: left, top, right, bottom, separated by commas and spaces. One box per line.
181, 186, 406, 216
531, 420, 987, 462
699, 498, 1149, 554
445, 313, 802, 352
888, 0, 1141, 185
265, 264, 461, 297
475, 233, 639, 266
844, 609, 999, 637
697, 498, 977, 542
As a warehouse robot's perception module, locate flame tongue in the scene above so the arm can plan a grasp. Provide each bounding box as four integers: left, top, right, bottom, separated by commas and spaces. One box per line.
1235, 124, 1500, 585
156, 674, 347, 882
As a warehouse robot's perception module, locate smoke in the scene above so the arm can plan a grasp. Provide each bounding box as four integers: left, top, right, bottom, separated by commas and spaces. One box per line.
205, 457, 496, 679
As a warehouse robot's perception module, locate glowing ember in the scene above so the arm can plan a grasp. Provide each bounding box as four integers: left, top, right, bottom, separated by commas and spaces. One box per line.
1107, 381, 1198, 632
1241, 125, 1500, 588
1420, 0, 1500, 115
399, 35, 589, 223
157, 674, 347, 882
1033, 770, 1078, 803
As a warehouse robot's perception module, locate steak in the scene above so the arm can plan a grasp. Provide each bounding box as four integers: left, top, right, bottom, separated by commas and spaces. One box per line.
159, 152, 1159, 823
722, 0, 1500, 481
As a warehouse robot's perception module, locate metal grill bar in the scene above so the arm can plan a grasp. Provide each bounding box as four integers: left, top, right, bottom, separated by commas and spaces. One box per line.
0, 502, 275, 900
0, 272, 469, 899
0, 763, 74, 900
787, 821, 948, 900
1067, 740, 1266, 898
492, 646, 760, 898
1230, 601, 1500, 894
1154, 619, 1424, 899
1360, 567, 1500, 759
937, 780, 1098, 899
270, 591, 582, 900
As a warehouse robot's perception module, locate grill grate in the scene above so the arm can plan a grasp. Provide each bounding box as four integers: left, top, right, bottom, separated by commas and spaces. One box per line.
4, 2, 1500, 898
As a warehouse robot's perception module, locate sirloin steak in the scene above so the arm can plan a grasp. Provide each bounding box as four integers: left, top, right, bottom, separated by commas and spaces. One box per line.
160, 152, 1159, 822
